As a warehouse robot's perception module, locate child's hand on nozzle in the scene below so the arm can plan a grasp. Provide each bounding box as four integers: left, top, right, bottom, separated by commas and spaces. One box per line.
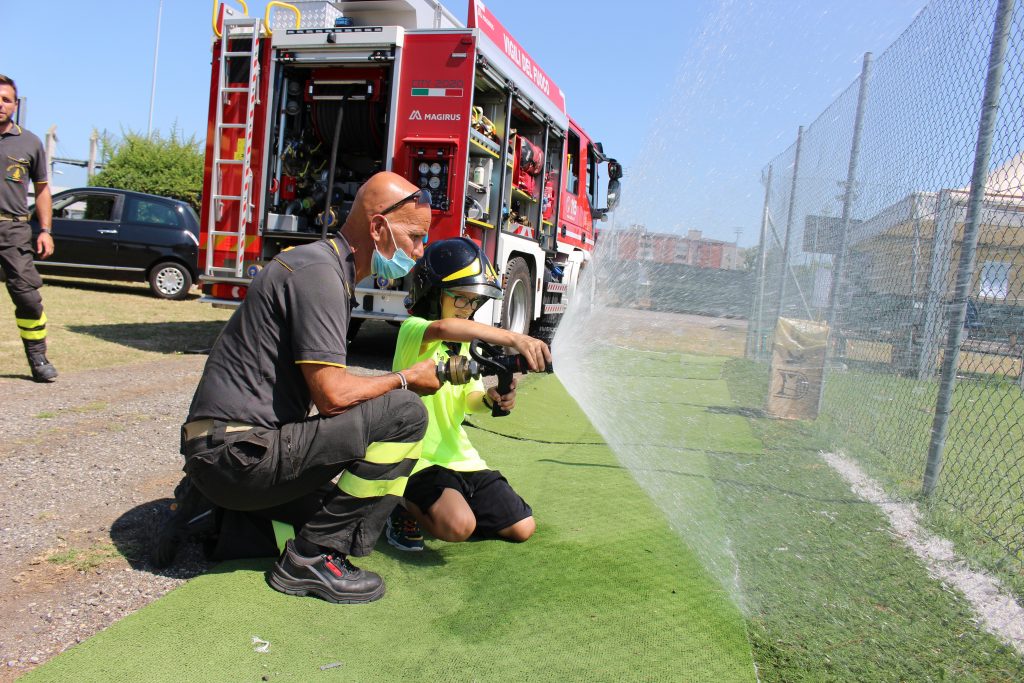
510, 334, 551, 372
487, 376, 517, 412
403, 358, 443, 396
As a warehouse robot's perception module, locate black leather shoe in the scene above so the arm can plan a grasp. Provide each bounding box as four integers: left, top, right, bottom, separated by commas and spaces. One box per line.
269, 539, 385, 604
152, 477, 216, 568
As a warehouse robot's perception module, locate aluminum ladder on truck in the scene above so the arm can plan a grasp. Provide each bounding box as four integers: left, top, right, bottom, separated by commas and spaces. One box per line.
205, 16, 262, 278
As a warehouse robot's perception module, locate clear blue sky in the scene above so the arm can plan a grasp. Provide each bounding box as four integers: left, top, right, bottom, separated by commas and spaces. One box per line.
6, 0, 925, 245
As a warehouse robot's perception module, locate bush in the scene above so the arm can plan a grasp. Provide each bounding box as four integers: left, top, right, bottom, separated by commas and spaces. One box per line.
91, 127, 203, 210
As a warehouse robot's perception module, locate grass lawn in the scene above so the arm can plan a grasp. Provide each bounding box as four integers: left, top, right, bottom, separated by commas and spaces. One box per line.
722, 359, 1023, 681
0, 276, 231, 379
815, 368, 1024, 596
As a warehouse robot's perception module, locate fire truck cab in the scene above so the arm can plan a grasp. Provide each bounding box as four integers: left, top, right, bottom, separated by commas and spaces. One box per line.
200, 0, 621, 341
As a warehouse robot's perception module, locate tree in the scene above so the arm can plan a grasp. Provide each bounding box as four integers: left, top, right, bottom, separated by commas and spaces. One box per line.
740, 246, 759, 271
91, 127, 203, 210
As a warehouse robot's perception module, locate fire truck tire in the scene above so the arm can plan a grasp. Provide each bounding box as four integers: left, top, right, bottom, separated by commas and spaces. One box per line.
148, 261, 193, 300
501, 257, 533, 335
529, 314, 560, 346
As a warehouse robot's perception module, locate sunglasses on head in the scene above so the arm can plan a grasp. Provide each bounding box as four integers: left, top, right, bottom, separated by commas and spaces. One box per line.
380, 189, 433, 217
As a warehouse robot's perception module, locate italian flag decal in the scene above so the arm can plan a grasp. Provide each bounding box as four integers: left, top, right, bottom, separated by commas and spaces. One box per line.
411, 87, 464, 97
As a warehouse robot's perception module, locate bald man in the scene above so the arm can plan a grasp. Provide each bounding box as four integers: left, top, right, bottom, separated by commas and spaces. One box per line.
174, 172, 442, 603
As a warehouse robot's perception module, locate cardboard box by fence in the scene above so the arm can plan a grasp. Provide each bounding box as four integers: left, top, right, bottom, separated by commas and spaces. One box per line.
767, 318, 829, 420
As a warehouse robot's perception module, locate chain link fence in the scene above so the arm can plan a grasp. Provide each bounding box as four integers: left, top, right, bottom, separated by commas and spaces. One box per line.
747, 0, 1024, 568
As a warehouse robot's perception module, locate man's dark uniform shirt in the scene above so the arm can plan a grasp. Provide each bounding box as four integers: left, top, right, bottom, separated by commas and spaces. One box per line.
0, 123, 47, 245
188, 236, 357, 429
179, 232, 427, 577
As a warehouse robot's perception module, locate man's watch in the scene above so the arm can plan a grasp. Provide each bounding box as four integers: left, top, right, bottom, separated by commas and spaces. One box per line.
40, 227, 52, 233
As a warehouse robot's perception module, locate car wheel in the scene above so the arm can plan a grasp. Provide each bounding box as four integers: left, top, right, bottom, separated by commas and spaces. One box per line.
149, 261, 193, 300
501, 257, 533, 335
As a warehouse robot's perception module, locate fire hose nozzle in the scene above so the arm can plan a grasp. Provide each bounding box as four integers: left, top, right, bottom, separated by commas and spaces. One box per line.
436, 355, 481, 385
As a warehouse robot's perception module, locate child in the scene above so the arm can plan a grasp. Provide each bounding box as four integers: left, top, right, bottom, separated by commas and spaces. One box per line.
388, 237, 551, 551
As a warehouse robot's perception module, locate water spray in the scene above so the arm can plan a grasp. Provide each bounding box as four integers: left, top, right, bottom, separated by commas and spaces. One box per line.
435, 339, 553, 417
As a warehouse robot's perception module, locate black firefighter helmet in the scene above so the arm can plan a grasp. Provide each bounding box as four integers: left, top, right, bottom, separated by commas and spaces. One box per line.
405, 237, 502, 319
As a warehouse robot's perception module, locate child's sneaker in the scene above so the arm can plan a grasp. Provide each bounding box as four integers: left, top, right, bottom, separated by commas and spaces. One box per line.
386, 507, 424, 552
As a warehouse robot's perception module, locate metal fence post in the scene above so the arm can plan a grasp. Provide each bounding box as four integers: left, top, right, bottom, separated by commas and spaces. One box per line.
774, 127, 804, 328
826, 53, 874, 338
904, 194, 924, 371
918, 189, 956, 380
922, 0, 1015, 497
746, 165, 773, 360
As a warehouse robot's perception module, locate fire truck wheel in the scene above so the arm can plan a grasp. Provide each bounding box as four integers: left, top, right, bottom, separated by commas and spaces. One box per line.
149, 261, 193, 300
529, 314, 560, 346
501, 257, 533, 335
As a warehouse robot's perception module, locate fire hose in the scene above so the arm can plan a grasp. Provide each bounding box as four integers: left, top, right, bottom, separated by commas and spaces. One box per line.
435, 339, 553, 417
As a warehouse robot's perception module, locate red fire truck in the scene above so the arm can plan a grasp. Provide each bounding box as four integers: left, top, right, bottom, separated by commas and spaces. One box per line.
199, 0, 621, 341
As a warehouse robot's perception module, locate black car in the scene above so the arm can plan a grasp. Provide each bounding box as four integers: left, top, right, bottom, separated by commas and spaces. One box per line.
30, 187, 200, 300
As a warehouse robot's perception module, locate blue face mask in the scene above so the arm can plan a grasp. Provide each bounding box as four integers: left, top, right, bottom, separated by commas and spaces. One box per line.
371, 219, 417, 280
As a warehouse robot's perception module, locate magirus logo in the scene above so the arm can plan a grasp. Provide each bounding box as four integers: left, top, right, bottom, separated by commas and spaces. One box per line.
409, 110, 461, 122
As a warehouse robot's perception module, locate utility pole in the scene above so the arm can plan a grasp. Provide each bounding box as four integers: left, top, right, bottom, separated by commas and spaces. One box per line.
44, 125, 57, 183
87, 129, 99, 181
147, 0, 164, 137
734, 227, 742, 269
15, 97, 27, 127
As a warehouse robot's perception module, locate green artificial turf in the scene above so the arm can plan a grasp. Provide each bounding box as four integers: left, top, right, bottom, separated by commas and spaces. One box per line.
26, 374, 755, 683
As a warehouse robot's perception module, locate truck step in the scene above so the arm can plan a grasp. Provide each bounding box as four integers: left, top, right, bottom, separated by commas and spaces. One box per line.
543, 303, 567, 315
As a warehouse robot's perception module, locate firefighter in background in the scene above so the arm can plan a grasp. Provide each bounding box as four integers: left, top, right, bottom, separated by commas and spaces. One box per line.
385, 238, 548, 552
0, 75, 56, 382
178, 172, 441, 604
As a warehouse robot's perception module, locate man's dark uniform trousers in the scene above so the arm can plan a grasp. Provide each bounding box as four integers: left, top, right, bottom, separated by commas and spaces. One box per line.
182, 235, 427, 557
0, 123, 50, 366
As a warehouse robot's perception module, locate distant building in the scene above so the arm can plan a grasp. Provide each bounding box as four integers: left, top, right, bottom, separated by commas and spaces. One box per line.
608, 225, 741, 269
848, 150, 1024, 306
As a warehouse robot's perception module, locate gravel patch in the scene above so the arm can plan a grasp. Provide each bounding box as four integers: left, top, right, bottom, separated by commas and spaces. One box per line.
0, 356, 212, 680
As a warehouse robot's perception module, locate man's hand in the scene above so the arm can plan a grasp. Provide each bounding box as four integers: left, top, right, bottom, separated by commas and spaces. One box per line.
508, 334, 551, 372
401, 358, 442, 396
36, 232, 54, 259
486, 376, 517, 412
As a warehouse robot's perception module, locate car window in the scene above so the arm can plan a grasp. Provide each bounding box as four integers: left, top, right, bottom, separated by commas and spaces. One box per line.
55, 194, 116, 221
126, 197, 181, 228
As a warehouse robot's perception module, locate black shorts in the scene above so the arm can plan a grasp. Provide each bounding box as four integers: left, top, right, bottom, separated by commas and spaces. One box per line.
403, 466, 533, 537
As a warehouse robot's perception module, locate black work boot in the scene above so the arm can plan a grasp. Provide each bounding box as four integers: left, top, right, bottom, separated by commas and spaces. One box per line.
152, 476, 216, 568
269, 539, 385, 604
23, 339, 57, 383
